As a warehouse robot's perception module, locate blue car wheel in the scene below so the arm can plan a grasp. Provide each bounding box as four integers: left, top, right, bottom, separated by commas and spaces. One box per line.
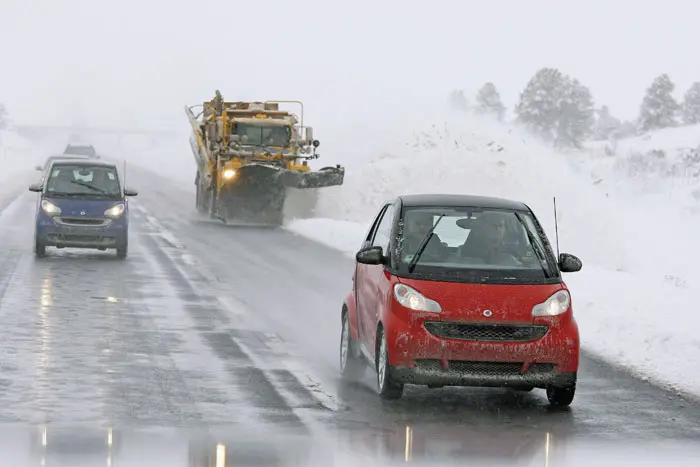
116, 236, 128, 259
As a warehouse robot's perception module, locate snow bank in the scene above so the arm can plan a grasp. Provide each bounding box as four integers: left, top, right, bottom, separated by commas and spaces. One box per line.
0, 129, 44, 174
0, 129, 45, 194
285, 108, 700, 399
584, 124, 700, 210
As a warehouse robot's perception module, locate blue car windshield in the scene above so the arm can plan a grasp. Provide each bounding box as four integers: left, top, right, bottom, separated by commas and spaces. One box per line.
46, 165, 121, 198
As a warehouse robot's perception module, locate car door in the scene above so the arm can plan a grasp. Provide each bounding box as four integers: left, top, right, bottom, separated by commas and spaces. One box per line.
355, 204, 387, 354
356, 202, 395, 357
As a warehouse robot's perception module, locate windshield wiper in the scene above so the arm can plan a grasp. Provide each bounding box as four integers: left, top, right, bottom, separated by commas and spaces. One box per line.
407, 214, 444, 273
513, 212, 551, 278
70, 180, 109, 194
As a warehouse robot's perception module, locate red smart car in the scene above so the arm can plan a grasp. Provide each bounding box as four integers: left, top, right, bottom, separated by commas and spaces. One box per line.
340, 194, 583, 406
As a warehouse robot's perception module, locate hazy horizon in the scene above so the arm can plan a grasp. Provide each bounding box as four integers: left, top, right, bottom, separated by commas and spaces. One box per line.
1, 0, 698, 131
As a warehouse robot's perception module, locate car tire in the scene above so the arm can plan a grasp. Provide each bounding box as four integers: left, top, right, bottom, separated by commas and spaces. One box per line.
546, 378, 576, 407
340, 310, 365, 382
116, 239, 128, 259
35, 238, 46, 258
376, 327, 404, 400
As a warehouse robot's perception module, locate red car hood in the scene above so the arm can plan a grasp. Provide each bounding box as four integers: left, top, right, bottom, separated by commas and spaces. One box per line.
396, 276, 566, 324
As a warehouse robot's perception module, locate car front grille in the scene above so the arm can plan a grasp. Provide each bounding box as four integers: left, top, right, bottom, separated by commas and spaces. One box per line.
415, 359, 556, 377
47, 234, 117, 245
54, 216, 110, 227
424, 321, 549, 342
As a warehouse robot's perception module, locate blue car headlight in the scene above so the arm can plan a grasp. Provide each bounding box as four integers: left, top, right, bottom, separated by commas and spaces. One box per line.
104, 204, 125, 218
41, 200, 61, 216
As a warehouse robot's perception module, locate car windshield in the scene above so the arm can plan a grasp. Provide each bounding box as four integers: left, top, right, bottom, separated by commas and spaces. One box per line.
45, 164, 122, 198
233, 123, 290, 147
396, 206, 560, 284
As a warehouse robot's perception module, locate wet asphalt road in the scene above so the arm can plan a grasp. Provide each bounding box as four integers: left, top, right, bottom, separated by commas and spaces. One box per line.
0, 166, 699, 456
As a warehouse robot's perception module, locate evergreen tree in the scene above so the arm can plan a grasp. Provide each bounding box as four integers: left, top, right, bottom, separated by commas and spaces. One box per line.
515, 68, 569, 142
448, 89, 469, 112
592, 105, 622, 141
475, 82, 506, 121
555, 78, 595, 147
515, 68, 595, 147
638, 74, 679, 133
681, 82, 700, 125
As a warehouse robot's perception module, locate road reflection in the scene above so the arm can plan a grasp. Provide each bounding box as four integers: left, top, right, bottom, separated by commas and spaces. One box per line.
7, 422, 700, 466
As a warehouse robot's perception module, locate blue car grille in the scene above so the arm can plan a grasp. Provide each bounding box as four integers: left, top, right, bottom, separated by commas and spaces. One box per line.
54, 216, 110, 226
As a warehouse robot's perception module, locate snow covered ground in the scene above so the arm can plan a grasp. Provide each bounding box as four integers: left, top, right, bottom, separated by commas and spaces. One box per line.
285, 107, 700, 399
0, 129, 46, 195
583, 124, 700, 212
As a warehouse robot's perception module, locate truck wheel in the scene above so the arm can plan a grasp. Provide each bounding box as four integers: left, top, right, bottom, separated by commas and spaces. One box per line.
196, 183, 207, 214
208, 189, 217, 219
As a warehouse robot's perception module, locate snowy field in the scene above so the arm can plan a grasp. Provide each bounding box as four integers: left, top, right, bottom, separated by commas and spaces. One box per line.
285, 108, 700, 399
0, 129, 47, 197
582, 123, 700, 212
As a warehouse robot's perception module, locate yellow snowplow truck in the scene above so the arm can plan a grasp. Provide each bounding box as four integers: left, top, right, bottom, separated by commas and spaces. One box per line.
186, 91, 345, 225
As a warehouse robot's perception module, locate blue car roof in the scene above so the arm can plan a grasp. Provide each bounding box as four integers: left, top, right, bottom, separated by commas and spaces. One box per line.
50, 159, 117, 169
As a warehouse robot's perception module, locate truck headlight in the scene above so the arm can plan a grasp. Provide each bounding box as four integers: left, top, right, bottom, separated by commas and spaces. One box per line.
393, 283, 442, 313
532, 290, 571, 317
104, 204, 125, 218
223, 169, 236, 180
41, 200, 61, 216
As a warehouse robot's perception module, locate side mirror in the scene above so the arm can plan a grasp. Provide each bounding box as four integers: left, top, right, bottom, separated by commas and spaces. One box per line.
305, 127, 313, 143
35, 165, 43, 171
356, 246, 385, 265
559, 253, 582, 273
312, 139, 320, 148
28, 183, 42, 192
124, 188, 138, 197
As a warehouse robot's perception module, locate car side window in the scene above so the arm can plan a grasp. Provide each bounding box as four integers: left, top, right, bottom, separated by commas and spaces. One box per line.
362, 205, 388, 247
371, 204, 395, 252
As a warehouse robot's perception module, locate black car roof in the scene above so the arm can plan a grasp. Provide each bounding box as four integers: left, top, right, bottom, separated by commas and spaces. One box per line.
397, 193, 529, 211
50, 159, 116, 169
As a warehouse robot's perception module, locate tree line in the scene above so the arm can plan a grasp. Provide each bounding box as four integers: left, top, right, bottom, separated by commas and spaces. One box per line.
448, 69, 700, 148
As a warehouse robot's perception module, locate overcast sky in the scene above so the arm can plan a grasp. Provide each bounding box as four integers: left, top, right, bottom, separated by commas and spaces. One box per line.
1, 0, 698, 132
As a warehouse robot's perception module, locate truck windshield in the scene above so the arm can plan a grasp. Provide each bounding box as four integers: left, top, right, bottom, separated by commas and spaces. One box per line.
233, 124, 290, 147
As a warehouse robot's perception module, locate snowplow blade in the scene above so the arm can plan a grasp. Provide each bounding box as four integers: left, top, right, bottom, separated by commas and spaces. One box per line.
235, 163, 345, 189
212, 164, 343, 225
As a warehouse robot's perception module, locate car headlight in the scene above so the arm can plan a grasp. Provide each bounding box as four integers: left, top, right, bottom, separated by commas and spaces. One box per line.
223, 169, 236, 180
104, 204, 125, 218
393, 283, 442, 313
532, 290, 571, 317
41, 199, 61, 216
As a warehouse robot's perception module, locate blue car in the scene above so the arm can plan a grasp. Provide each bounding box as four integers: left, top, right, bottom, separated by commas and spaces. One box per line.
28, 159, 138, 258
